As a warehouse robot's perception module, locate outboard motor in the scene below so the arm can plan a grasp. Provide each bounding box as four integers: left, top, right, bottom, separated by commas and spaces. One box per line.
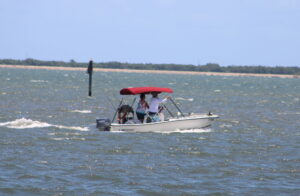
96, 118, 111, 131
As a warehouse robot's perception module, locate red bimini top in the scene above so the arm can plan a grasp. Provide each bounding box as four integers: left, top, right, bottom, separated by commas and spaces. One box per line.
120, 87, 173, 95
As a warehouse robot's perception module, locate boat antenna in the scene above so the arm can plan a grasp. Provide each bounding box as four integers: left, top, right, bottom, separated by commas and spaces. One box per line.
87, 59, 93, 96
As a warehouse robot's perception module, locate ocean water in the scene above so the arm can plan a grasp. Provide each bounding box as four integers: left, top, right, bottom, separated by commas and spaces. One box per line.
0, 68, 299, 195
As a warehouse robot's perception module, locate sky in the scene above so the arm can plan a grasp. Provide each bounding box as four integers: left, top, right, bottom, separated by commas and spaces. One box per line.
1, 0, 300, 67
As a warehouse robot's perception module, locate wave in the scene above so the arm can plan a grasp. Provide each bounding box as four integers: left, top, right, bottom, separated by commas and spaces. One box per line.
51, 137, 86, 141
30, 80, 48, 83
69, 110, 92, 114
0, 118, 51, 129
277, 112, 300, 115
174, 97, 194, 102
0, 118, 89, 131
54, 125, 89, 131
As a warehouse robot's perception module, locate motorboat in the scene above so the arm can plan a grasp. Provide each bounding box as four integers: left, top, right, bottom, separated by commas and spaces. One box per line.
96, 87, 218, 132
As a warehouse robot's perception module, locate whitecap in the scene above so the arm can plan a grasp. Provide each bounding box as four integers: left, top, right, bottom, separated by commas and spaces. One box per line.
30, 80, 48, 83
257, 100, 268, 104
48, 132, 82, 136
72, 137, 86, 141
55, 125, 89, 131
174, 97, 194, 102
52, 138, 66, 141
219, 124, 232, 128
0, 118, 51, 129
69, 110, 92, 114
277, 112, 300, 115
47, 133, 56, 136
51, 137, 86, 141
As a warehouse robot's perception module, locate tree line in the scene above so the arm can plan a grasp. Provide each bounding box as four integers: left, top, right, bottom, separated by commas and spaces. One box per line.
0, 58, 299, 75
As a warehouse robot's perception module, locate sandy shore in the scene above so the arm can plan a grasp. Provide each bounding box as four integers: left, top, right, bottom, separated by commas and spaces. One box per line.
1, 64, 298, 78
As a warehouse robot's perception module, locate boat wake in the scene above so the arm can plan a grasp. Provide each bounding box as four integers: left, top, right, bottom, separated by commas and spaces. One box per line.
0, 118, 89, 131
110, 128, 212, 134
165, 128, 212, 134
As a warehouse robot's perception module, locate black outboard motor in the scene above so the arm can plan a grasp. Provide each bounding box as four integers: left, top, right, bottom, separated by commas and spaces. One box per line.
96, 118, 111, 131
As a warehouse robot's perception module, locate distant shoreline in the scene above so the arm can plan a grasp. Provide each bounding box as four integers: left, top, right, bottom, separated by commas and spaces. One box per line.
1, 64, 299, 78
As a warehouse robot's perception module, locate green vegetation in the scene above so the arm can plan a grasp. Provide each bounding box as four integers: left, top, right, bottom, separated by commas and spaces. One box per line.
1, 58, 299, 75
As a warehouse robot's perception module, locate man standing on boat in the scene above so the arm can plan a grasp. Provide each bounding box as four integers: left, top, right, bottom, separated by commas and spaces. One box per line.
148, 92, 170, 122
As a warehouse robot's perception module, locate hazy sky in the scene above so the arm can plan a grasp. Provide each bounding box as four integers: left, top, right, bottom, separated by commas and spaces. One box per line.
1, 0, 299, 66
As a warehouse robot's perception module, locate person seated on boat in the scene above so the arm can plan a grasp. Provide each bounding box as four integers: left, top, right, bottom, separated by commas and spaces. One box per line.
117, 105, 134, 124
148, 92, 170, 122
136, 93, 149, 123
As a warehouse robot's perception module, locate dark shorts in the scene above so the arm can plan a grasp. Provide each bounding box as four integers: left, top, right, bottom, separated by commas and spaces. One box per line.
136, 112, 146, 122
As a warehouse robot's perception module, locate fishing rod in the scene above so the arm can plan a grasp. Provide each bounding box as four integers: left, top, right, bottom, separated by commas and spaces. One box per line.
131, 97, 137, 108
169, 97, 185, 117
106, 97, 117, 111
161, 104, 174, 118
112, 97, 123, 123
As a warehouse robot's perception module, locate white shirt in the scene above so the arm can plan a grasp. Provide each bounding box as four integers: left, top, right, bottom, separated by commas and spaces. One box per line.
149, 97, 167, 113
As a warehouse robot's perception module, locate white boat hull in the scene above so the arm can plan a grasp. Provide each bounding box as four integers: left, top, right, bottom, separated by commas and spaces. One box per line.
109, 114, 218, 132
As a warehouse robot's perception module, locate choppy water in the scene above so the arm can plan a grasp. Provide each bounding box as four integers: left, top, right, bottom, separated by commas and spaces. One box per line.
0, 68, 299, 195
